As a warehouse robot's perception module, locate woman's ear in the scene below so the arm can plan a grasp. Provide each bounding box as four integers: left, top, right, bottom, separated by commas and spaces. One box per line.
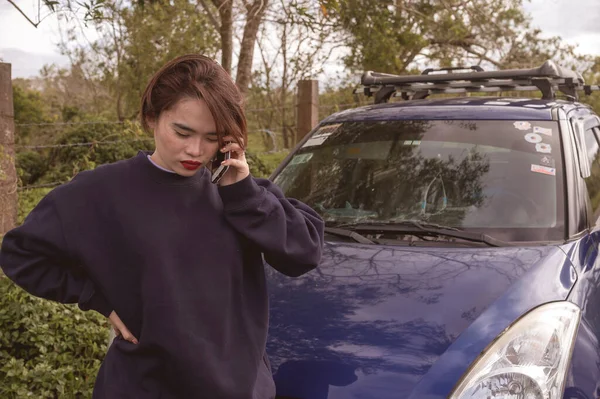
146, 116, 157, 131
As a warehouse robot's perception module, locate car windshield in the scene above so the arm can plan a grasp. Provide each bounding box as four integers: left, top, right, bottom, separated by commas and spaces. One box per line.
273, 119, 565, 242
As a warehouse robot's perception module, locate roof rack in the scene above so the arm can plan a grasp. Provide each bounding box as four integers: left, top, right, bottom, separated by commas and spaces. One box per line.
355, 61, 600, 104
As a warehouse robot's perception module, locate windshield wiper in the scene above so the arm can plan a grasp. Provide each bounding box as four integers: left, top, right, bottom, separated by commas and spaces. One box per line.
333, 220, 506, 247
324, 226, 375, 245
391, 220, 461, 231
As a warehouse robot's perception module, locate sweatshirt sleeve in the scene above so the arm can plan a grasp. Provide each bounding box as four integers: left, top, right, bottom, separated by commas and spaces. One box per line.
218, 175, 324, 277
0, 191, 112, 317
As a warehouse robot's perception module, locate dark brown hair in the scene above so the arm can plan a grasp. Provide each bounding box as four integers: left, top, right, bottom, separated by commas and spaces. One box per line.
140, 54, 247, 148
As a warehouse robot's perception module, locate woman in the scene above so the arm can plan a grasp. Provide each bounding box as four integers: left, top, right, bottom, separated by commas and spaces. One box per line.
0, 54, 324, 398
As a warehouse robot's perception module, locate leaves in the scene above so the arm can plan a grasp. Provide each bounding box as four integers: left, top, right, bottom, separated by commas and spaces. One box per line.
324, 0, 587, 74
0, 275, 109, 398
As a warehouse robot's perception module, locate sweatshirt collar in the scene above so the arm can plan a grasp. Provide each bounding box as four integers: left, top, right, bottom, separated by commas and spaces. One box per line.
135, 151, 207, 185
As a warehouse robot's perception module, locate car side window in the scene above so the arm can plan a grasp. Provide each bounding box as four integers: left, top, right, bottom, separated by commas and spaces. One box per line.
584, 126, 600, 221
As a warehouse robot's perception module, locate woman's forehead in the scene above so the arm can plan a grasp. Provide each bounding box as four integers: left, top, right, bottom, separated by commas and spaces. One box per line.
164, 98, 216, 131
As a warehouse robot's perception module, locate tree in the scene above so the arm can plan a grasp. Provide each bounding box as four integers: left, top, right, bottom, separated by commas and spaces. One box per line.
321, 0, 586, 74
115, 0, 220, 118
199, 0, 271, 94
7, 0, 107, 28
205, 0, 234, 74
248, 0, 341, 148
56, 0, 220, 120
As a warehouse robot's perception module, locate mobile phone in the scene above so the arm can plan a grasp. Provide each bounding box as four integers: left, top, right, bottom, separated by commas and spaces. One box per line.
211, 150, 231, 184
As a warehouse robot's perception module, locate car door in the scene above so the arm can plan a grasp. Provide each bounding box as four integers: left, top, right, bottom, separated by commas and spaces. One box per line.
563, 113, 600, 395
570, 114, 600, 324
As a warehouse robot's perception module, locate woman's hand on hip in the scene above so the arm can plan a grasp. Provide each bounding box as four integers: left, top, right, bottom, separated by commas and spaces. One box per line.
109, 311, 138, 344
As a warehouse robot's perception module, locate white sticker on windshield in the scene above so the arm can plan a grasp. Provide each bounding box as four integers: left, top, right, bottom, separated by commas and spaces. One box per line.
533, 126, 552, 136
536, 143, 552, 154
540, 156, 555, 167
531, 164, 556, 176
524, 133, 543, 144
301, 123, 341, 148
514, 121, 532, 130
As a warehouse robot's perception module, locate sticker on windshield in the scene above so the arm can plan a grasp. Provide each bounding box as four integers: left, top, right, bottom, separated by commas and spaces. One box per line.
535, 143, 552, 154
531, 164, 556, 176
289, 153, 313, 165
524, 133, 543, 144
302, 123, 341, 148
540, 156, 555, 167
514, 121, 532, 130
533, 126, 552, 136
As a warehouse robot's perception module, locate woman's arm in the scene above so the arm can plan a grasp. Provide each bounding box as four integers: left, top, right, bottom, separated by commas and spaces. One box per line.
219, 176, 324, 277
0, 191, 112, 317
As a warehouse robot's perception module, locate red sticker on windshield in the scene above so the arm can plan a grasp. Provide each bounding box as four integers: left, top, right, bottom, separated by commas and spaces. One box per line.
531, 164, 556, 176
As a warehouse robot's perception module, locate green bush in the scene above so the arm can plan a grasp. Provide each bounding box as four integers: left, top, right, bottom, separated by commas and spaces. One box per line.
44, 121, 154, 185
0, 275, 109, 399
17, 188, 52, 226
247, 151, 288, 178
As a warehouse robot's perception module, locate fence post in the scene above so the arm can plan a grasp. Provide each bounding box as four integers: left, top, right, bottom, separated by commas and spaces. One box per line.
0, 63, 17, 235
296, 79, 319, 145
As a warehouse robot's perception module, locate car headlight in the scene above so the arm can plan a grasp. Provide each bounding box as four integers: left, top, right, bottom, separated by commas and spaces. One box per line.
449, 302, 581, 399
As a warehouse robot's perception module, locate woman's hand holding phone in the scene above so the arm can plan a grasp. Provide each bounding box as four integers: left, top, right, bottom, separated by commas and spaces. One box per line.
212, 136, 249, 186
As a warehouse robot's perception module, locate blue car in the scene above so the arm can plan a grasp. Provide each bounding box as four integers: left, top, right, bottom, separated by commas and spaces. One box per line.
265, 62, 600, 398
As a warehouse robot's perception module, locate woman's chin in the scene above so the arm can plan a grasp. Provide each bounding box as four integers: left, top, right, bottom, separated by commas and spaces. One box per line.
175, 165, 202, 177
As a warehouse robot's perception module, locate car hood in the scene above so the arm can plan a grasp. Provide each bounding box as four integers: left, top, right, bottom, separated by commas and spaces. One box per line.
266, 242, 575, 399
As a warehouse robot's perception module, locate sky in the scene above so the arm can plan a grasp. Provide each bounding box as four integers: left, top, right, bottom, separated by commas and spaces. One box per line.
0, 0, 599, 79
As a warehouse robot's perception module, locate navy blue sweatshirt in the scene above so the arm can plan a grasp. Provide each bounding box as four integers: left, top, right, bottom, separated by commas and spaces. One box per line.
0, 151, 324, 399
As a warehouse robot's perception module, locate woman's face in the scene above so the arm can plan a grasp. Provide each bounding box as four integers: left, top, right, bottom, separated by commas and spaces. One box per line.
148, 97, 219, 176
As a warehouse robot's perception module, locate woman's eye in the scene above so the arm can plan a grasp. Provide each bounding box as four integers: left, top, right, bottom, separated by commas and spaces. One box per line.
175, 131, 189, 138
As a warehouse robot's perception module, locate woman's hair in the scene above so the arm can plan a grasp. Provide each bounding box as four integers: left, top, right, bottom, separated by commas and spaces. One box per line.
140, 54, 247, 148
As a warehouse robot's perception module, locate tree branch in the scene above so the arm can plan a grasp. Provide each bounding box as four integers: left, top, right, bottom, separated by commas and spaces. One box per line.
7, 0, 40, 27
459, 45, 503, 68
197, 0, 220, 30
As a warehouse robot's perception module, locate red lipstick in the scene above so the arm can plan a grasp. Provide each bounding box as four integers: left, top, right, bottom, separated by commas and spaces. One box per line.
181, 161, 202, 171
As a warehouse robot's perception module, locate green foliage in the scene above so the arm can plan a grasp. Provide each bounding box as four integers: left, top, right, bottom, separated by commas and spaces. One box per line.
46, 121, 153, 182
247, 151, 288, 178
578, 56, 600, 115
17, 188, 53, 226
15, 121, 154, 187
16, 152, 48, 188
323, 0, 585, 74
12, 85, 58, 146
92, 0, 220, 119
13, 86, 54, 127
0, 275, 109, 399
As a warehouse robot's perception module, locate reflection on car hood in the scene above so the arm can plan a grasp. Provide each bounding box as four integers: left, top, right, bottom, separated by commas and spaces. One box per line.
266, 242, 573, 399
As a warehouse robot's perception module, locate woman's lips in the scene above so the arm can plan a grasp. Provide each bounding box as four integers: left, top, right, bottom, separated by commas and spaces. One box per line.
180, 161, 202, 170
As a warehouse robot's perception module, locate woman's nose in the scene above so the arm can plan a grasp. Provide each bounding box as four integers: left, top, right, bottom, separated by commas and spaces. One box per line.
186, 137, 204, 157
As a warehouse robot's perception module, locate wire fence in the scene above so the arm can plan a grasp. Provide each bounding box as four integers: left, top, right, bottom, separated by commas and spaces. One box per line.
15, 138, 154, 150
13, 103, 365, 128
13, 101, 369, 191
